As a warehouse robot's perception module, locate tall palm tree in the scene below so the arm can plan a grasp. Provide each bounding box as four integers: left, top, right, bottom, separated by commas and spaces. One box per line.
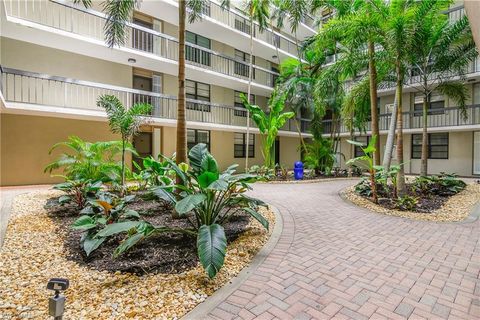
242, 0, 270, 170
409, 9, 477, 176
75, 0, 229, 168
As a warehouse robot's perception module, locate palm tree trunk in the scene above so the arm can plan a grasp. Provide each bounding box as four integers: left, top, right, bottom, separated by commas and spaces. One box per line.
176, 1, 187, 168
245, 15, 254, 170
395, 64, 406, 197
420, 95, 428, 176
121, 137, 126, 192
368, 41, 380, 166
382, 94, 398, 170
294, 118, 307, 152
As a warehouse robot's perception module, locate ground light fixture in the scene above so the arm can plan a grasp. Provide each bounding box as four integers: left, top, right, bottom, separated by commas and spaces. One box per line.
47, 278, 69, 320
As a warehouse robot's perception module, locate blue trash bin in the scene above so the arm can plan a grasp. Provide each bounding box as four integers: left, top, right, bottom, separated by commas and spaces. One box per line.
294, 161, 304, 180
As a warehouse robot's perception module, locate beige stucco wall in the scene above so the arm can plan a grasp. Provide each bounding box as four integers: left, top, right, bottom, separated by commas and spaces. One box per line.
0, 114, 124, 186
1, 38, 132, 87
465, 0, 480, 52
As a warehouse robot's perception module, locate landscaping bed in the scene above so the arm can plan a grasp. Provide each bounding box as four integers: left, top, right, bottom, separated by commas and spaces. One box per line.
0, 190, 275, 319
343, 182, 480, 222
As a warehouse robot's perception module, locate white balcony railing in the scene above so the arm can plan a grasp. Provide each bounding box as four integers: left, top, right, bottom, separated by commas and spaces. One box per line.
0, 66, 310, 134
3, 0, 280, 88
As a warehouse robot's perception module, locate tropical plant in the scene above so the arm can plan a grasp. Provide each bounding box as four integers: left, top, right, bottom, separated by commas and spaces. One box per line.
134, 156, 175, 189
275, 164, 290, 180
242, 91, 295, 168
45, 136, 130, 183
304, 137, 337, 175
248, 165, 275, 180
96, 95, 152, 190
408, 3, 478, 176
53, 179, 103, 209
346, 135, 378, 203
152, 143, 269, 278
412, 173, 466, 197
374, 164, 401, 198
395, 195, 418, 211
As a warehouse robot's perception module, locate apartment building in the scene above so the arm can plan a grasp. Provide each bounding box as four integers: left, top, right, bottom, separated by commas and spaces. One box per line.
325, 2, 480, 178
0, 0, 316, 186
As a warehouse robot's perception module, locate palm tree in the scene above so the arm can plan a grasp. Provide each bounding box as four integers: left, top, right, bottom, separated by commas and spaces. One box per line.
409, 9, 477, 176
97, 95, 152, 189
242, 0, 270, 170
75, 0, 229, 169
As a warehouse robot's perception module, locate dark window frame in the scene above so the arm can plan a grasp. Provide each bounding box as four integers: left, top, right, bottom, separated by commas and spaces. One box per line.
411, 133, 449, 159
186, 79, 211, 112
187, 129, 211, 151
186, 31, 211, 66
234, 91, 255, 117
354, 136, 370, 158
234, 49, 255, 79
234, 132, 255, 158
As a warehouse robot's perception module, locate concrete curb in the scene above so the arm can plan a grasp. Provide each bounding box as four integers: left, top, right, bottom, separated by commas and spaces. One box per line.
260, 177, 359, 185
182, 204, 284, 320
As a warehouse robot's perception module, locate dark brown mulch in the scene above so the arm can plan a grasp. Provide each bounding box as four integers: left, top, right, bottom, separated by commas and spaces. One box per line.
46, 193, 251, 275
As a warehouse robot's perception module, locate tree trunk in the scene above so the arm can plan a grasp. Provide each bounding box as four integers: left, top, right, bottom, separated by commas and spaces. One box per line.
420, 95, 429, 176
176, 1, 187, 167
294, 118, 307, 153
382, 94, 398, 170
368, 41, 380, 166
245, 15, 254, 170
121, 137, 126, 195
395, 64, 406, 197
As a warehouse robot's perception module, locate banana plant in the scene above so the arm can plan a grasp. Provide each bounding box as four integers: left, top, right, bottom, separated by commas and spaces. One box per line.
346, 135, 378, 203
242, 91, 295, 168
153, 143, 269, 278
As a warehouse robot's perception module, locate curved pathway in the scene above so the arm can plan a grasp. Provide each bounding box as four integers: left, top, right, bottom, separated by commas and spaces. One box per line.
202, 180, 480, 319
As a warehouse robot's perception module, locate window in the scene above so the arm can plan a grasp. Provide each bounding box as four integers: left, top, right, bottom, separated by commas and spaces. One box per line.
186, 80, 211, 112
413, 92, 445, 116
234, 16, 252, 35
354, 136, 369, 157
187, 129, 210, 151
234, 133, 255, 158
234, 91, 255, 117
411, 133, 448, 159
234, 50, 255, 79
186, 31, 211, 66
132, 18, 153, 52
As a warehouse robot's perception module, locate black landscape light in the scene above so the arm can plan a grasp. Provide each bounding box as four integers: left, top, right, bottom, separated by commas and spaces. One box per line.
47, 278, 69, 320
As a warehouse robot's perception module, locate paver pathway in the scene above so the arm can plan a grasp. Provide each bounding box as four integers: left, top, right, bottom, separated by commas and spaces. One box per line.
205, 180, 480, 319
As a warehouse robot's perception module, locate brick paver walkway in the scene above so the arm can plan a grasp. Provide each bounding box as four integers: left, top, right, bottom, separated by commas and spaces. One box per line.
207, 180, 480, 319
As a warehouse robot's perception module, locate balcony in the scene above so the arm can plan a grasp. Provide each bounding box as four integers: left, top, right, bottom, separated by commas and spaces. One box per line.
322, 105, 480, 136
2, 0, 279, 93
0, 66, 310, 135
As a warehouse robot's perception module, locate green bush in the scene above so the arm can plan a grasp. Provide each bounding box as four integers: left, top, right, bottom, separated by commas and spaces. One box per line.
248, 165, 275, 180
396, 195, 418, 211
412, 173, 466, 196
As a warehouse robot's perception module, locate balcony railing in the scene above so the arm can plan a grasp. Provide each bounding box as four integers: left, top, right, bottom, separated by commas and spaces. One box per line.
0, 67, 309, 134
3, 0, 279, 88
322, 105, 480, 135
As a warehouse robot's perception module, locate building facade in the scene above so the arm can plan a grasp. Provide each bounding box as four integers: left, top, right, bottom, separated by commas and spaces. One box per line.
0, 0, 316, 186
326, 2, 480, 178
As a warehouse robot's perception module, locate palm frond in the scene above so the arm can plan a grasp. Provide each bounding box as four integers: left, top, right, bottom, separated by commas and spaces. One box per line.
102, 0, 137, 48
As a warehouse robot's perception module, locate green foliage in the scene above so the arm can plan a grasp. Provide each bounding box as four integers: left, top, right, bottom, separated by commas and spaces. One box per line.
395, 195, 418, 211
275, 164, 290, 181
248, 165, 275, 180
347, 135, 378, 202
97, 95, 152, 189
53, 180, 103, 209
304, 137, 337, 174
45, 136, 130, 183
157, 143, 268, 278
134, 156, 175, 189
242, 91, 295, 168
412, 173, 466, 197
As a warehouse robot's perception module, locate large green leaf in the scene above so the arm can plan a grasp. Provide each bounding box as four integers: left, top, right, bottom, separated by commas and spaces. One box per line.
198, 171, 219, 189
200, 153, 218, 174
188, 143, 209, 173
151, 187, 176, 203
197, 224, 227, 278
96, 221, 141, 237
244, 207, 269, 230
82, 234, 106, 256
113, 233, 145, 257
72, 215, 97, 230
208, 178, 228, 191
175, 194, 206, 215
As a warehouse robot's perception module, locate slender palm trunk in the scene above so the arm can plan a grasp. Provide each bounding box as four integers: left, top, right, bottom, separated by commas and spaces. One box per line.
382, 93, 398, 170
176, 1, 187, 168
368, 41, 380, 166
420, 80, 429, 176
294, 118, 307, 152
245, 15, 254, 170
121, 137, 126, 191
395, 64, 406, 197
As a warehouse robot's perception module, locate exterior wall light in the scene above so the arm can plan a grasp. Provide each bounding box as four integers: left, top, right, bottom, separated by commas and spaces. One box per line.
128, 58, 137, 63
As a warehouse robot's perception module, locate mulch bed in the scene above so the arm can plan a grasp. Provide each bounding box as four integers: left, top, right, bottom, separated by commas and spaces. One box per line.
45, 194, 251, 275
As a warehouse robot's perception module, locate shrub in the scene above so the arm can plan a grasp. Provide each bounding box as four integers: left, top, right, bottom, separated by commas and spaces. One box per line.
396, 195, 418, 211
304, 137, 337, 175
248, 165, 275, 180
412, 173, 466, 196
54, 179, 103, 209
